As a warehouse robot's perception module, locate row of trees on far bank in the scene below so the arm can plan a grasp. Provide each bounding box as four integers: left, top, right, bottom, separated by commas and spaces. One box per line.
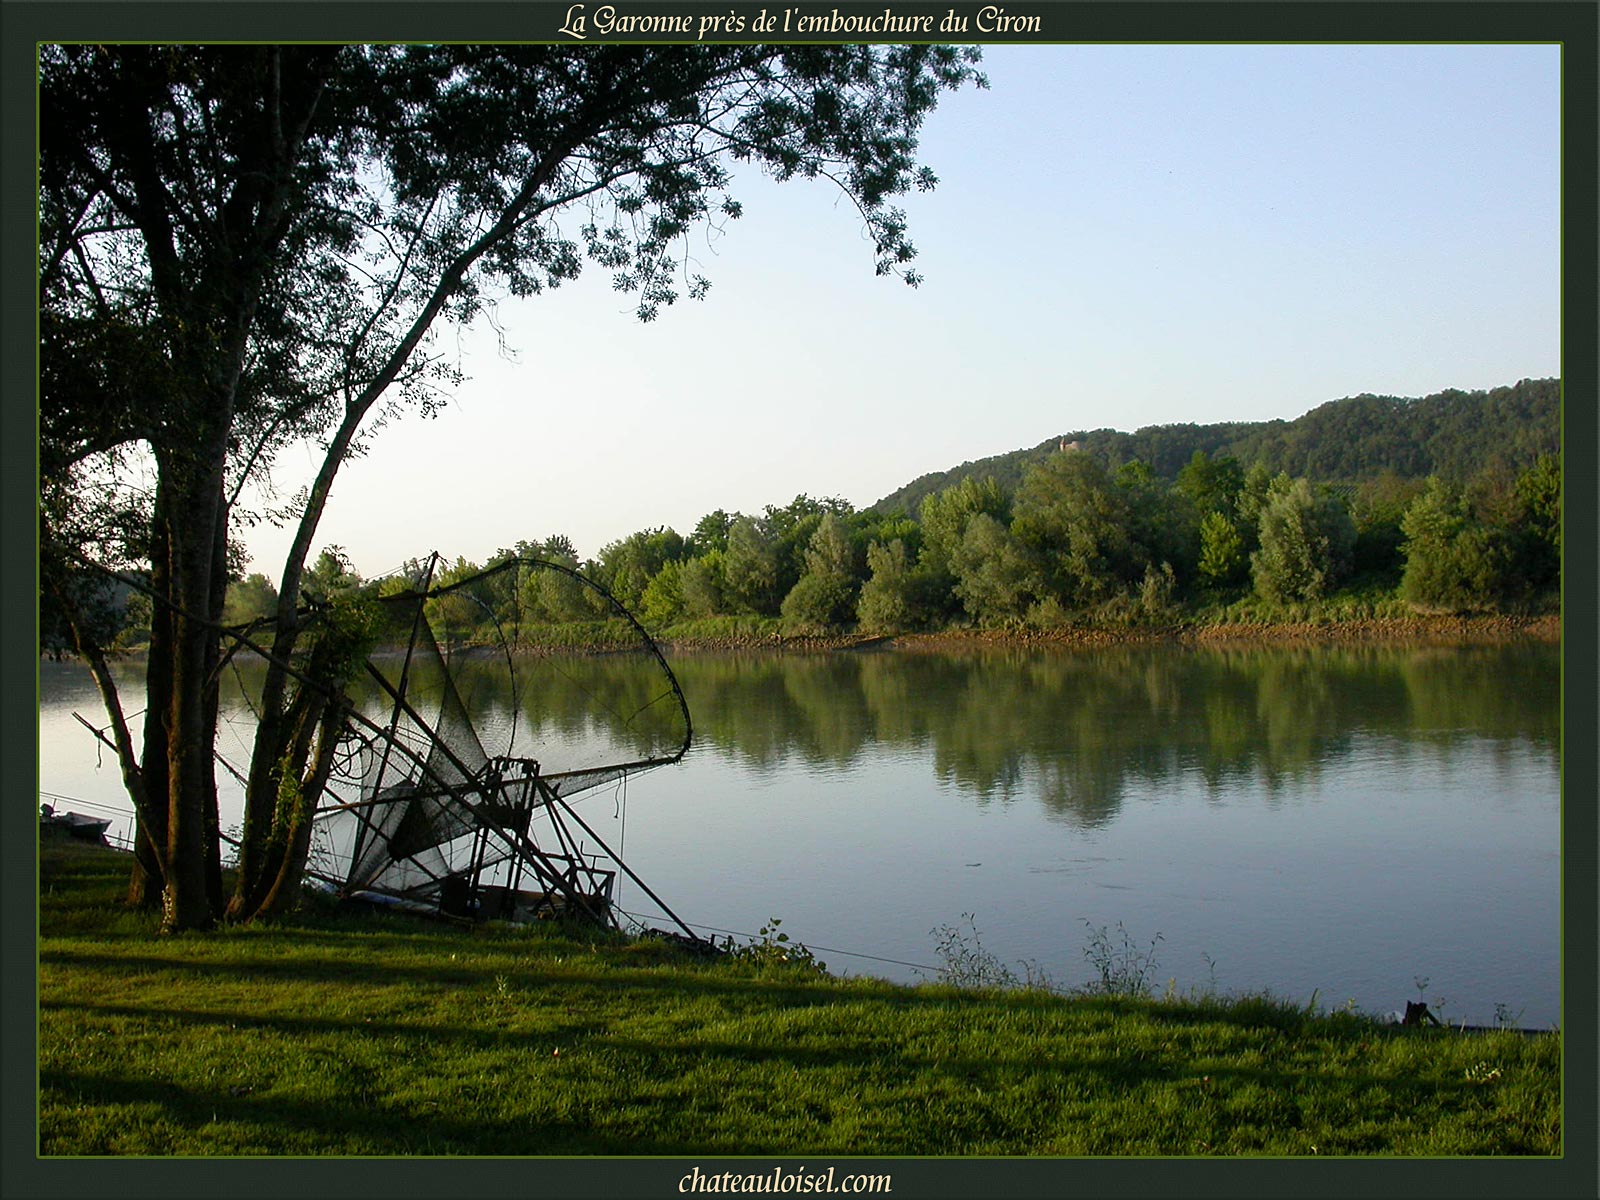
220, 447, 1561, 644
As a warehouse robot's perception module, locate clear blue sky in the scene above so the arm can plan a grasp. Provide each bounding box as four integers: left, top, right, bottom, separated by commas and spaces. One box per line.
242, 43, 1560, 580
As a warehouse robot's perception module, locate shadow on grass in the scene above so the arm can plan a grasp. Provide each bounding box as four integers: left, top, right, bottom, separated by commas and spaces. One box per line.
41, 941, 869, 1007
39, 1066, 696, 1155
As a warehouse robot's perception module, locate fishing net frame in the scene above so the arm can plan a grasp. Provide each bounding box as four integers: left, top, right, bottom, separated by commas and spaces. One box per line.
282, 554, 698, 941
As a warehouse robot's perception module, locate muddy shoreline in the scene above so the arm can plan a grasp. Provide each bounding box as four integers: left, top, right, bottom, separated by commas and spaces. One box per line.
653, 613, 1562, 655
61, 613, 1559, 664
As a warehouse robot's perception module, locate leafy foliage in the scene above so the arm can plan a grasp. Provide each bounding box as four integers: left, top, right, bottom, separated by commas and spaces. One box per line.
1511, 454, 1560, 593
1012, 452, 1140, 607
1251, 477, 1355, 605
780, 512, 861, 633
722, 917, 828, 977
1176, 450, 1245, 517
1080, 920, 1165, 998
1198, 511, 1247, 589
1399, 479, 1512, 613
856, 539, 920, 633
594, 527, 688, 612
923, 912, 1056, 992
951, 513, 1036, 626
722, 515, 782, 616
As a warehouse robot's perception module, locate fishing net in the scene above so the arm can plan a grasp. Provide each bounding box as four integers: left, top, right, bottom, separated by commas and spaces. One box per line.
311, 557, 692, 923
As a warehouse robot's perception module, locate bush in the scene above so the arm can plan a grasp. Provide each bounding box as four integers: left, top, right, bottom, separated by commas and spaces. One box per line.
780, 572, 855, 634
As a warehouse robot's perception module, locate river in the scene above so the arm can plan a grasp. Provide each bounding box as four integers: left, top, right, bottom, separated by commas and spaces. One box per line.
38, 637, 1561, 1027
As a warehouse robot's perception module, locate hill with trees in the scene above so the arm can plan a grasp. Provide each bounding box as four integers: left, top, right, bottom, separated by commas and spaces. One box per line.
869, 378, 1559, 517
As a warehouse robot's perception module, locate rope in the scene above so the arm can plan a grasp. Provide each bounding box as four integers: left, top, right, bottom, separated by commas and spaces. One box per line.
613, 906, 950, 977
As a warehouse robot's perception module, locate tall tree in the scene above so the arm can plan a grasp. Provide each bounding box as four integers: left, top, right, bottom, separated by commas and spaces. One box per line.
1011, 451, 1140, 607
1197, 511, 1247, 590
913, 475, 1009, 622
1349, 470, 1425, 582
593, 527, 688, 612
1175, 449, 1244, 518
679, 550, 728, 619
690, 509, 735, 556
222, 572, 280, 627
639, 559, 687, 628
722, 515, 782, 615
950, 513, 1037, 625
856, 538, 918, 633
1398, 478, 1511, 612
779, 511, 862, 633
518, 535, 591, 623
40, 43, 984, 929
1510, 454, 1561, 595
1250, 477, 1356, 604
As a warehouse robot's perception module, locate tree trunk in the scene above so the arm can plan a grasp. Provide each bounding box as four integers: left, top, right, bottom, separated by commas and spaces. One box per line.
152, 435, 230, 933
129, 488, 174, 909
203, 497, 229, 914
238, 692, 346, 919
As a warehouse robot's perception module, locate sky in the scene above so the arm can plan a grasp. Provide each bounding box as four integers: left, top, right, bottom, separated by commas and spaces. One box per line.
239, 43, 1561, 581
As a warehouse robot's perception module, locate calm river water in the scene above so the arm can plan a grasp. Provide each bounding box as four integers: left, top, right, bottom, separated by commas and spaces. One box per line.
38, 638, 1561, 1027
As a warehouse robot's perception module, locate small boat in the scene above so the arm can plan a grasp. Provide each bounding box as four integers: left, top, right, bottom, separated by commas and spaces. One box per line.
39, 804, 112, 844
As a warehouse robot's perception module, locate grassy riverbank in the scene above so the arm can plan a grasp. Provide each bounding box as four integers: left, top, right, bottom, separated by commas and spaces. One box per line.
38, 840, 1559, 1157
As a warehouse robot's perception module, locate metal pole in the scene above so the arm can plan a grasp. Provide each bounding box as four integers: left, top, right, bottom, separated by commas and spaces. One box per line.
544, 783, 704, 946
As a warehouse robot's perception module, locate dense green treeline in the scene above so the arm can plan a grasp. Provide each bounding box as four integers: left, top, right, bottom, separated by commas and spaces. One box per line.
209, 381, 1558, 645
217, 437, 1559, 647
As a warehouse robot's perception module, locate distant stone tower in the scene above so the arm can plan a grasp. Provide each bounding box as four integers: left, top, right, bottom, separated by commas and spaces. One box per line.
1058, 439, 1083, 453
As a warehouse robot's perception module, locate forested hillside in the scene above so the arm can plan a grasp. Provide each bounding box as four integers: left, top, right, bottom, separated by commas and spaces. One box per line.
870, 378, 1559, 517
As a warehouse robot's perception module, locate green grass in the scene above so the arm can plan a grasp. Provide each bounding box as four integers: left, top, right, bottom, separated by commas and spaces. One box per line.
654, 614, 785, 643
507, 619, 648, 651
38, 841, 1560, 1157
1194, 581, 1418, 626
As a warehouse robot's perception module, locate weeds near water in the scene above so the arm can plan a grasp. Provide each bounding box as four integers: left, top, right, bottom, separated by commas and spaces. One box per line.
925, 913, 1017, 989
1411, 974, 1454, 1025
723, 917, 829, 977
923, 913, 1054, 992
924, 914, 1170, 998
1493, 1002, 1525, 1029
1080, 920, 1163, 998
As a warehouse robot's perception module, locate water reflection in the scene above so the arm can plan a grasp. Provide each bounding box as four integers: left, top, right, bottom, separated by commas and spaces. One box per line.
665, 642, 1559, 828
84, 640, 1560, 834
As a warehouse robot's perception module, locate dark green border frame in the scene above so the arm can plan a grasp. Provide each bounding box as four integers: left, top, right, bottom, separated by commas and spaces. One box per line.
4, 3, 1594, 1198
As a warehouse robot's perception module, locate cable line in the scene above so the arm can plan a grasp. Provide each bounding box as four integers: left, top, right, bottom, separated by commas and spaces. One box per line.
613, 906, 950, 977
